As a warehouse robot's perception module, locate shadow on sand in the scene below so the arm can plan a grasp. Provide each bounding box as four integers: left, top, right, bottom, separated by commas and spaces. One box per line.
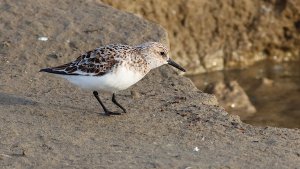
0, 93, 38, 105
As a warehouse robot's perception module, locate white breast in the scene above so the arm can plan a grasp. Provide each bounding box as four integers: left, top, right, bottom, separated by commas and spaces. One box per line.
60, 66, 146, 92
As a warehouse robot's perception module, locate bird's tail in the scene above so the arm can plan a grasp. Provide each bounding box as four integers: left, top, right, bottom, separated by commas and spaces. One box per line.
39, 68, 69, 75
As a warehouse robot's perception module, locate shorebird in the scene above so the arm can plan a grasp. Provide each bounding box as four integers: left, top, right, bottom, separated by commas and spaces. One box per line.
40, 42, 186, 115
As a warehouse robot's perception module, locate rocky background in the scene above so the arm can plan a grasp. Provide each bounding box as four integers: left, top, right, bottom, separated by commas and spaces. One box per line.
102, 0, 300, 74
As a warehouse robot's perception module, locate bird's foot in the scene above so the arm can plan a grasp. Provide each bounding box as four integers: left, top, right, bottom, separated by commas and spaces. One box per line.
104, 111, 122, 116
121, 108, 127, 113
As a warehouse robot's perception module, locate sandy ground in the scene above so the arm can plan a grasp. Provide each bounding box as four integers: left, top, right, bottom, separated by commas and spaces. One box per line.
0, 0, 299, 168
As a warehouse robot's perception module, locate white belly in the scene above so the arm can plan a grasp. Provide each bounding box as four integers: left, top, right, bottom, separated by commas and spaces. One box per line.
60, 66, 146, 92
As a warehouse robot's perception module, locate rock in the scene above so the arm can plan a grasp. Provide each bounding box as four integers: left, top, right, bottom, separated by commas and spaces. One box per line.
0, 0, 300, 169
102, 0, 300, 74
261, 77, 274, 86
130, 90, 141, 99
203, 49, 224, 72
205, 81, 256, 119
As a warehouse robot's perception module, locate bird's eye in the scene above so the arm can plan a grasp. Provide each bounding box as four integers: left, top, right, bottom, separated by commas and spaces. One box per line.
160, 51, 165, 56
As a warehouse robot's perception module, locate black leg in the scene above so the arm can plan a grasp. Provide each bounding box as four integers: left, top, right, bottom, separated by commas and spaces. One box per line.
93, 91, 121, 116
112, 93, 127, 113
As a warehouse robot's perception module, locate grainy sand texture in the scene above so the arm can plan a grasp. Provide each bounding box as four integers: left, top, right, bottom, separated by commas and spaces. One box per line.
0, 0, 299, 168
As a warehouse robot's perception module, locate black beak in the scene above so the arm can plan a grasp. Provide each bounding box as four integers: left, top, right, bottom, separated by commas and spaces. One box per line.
167, 59, 186, 72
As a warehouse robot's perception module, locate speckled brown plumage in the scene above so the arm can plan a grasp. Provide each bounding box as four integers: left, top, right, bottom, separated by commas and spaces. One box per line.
42, 44, 149, 76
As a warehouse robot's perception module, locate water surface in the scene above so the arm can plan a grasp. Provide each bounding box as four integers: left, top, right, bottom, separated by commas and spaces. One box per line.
188, 60, 300, 128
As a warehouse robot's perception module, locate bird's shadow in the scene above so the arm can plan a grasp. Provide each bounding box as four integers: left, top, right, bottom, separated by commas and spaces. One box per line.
0, 92, 38, 105
0, 92, 129, 117
0, 92, 92, 115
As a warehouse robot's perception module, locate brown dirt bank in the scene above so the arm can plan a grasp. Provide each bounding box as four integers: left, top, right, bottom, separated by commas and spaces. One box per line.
102, 0, 300, 74
0, 0, 299, 168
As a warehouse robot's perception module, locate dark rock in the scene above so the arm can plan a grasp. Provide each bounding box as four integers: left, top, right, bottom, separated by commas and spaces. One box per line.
205, 80, 256, 119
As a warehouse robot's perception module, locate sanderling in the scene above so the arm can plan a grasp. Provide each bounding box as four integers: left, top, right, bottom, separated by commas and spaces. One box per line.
40, 42, 186, 116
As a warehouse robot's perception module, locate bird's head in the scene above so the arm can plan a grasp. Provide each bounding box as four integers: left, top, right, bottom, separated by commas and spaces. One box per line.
136, 42, 186, 72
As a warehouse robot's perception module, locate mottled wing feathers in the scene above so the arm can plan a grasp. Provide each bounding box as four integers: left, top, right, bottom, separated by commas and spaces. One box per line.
40, 45, 131, 76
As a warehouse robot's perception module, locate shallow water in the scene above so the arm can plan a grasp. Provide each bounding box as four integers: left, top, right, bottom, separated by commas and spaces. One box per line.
188, 60, 300, 129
